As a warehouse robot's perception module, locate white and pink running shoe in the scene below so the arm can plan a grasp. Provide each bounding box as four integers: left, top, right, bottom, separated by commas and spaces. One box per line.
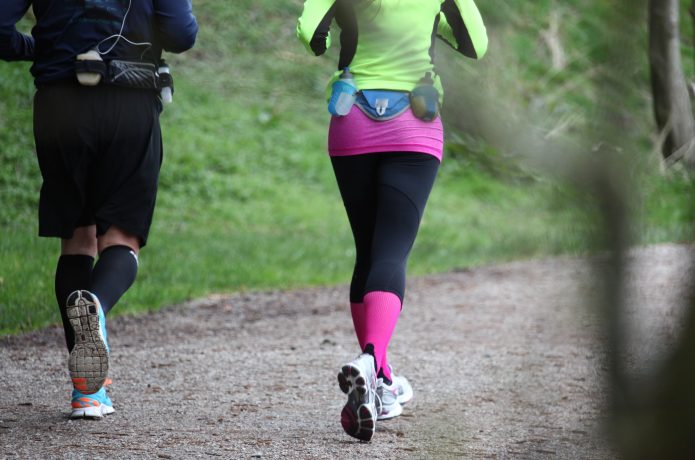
337, 353, 378, 441
377, 366, 414, 420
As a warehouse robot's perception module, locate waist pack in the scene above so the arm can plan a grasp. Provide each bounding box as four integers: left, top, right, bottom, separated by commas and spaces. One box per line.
75, 58, 160, 90
354, 90, 411, 121
107, 60, 159, 89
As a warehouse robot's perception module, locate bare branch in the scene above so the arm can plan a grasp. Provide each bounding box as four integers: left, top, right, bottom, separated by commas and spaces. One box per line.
540, 9, 567, 71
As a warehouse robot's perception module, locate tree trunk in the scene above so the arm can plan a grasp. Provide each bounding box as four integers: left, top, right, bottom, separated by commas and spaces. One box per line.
692, 0, 695, 77
649, 0, 695, 165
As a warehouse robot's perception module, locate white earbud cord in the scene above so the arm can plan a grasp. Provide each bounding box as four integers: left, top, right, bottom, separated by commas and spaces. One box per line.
96, 0, 152, 57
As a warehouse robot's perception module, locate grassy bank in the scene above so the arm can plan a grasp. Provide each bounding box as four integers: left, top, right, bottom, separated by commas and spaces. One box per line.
1, 0, 693, 334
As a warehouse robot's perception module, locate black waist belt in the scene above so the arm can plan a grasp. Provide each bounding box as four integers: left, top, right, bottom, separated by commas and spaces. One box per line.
75, 59, 167, 90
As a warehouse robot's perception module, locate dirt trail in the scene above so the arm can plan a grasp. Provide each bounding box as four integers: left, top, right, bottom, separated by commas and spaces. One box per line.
1, 244, 692, 459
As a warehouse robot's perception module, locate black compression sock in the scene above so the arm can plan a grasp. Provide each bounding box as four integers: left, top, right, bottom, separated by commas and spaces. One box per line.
363, 343, 378, 372
55, 255, 95, 352
91, 245, 139, 315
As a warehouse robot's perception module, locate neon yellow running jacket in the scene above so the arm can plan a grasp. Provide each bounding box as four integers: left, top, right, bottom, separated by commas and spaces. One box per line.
297, 0, 488, 99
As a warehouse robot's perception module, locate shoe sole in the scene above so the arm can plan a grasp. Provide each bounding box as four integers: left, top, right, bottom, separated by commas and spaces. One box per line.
70, 404, 115, 419
377, 400, 403, 420
67, 292, 109, 394
338, 363, 376, 441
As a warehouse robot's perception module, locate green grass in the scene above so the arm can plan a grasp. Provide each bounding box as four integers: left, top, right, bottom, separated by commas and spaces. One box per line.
2, 0, 694, 334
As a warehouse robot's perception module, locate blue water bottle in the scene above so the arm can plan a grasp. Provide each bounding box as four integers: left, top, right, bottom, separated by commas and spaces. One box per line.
410, 72, 440, 121
328, 67, 357, 116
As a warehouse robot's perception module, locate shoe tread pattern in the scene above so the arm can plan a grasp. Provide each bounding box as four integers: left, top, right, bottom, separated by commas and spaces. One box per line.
338, 363, 376, 442
67, 291, 108, 394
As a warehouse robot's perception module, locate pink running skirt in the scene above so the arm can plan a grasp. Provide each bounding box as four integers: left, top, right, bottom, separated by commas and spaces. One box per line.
328, 106, 444, 161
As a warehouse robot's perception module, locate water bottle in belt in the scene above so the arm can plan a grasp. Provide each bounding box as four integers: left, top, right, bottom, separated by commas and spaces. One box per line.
328, 67, 357, 116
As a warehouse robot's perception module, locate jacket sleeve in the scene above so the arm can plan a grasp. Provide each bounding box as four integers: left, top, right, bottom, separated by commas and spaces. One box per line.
153, 0, 199, 53
297, 0, 337, 56
0, 0, 34, 62
437, 0, 488, 59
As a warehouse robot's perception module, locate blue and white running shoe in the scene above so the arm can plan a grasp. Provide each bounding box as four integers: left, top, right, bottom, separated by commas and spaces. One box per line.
337, 353, 378, 441
71, 386, 115, 419
66, 290, 109, 394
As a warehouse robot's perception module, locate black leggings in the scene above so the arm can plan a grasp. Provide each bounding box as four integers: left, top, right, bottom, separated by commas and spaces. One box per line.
331, 152, 440, 304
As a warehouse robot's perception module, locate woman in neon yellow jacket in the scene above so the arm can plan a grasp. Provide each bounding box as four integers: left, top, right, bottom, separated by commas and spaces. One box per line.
298, 0, 487, 442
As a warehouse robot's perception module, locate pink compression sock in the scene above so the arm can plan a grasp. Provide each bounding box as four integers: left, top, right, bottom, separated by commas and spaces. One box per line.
352, 301, 392, 380
362, 291, 401, 376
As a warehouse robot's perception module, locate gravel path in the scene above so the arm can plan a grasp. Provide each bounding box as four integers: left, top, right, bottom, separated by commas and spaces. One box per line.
1, 244, 692, 459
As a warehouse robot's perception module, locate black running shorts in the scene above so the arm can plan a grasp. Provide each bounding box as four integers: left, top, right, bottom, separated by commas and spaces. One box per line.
33, 83, 163, 246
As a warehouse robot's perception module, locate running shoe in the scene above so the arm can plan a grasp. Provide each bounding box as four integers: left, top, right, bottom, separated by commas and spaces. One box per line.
376, 378, 401, 420
70, 386, 115, 419
389, 365, 414, 405
337, 353, 378, 441
66, 290, 109, 394
377, 367, 414, 420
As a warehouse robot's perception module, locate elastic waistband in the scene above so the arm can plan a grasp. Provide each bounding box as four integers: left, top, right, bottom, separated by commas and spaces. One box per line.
35, 78, 159, 92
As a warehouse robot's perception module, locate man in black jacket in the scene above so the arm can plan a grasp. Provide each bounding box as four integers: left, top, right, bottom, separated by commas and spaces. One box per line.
0, 0, 198, 419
